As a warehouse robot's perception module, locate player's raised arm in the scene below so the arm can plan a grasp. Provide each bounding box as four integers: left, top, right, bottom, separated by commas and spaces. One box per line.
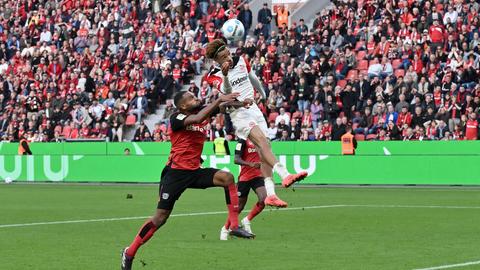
248, 71, 267, 100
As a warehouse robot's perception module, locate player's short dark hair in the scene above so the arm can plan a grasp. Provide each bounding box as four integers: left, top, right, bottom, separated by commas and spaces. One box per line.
206, 39, 226, 59
174, 91, 187, 108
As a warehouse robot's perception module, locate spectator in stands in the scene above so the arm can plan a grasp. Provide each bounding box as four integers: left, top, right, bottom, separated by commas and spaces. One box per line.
275, 108, 290, 126
0, 0, 479, 143
129, 91, 148, 124
133, 121, 150, 142
238, 4, 253, 40
257, 3, 273, 39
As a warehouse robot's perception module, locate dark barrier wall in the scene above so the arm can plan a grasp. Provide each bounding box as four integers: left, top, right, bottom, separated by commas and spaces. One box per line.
1, 141, 479, 185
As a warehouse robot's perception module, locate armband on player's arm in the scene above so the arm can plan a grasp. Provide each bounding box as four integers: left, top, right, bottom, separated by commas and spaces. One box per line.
233, 140, 251, 166
248, 71, 266, 100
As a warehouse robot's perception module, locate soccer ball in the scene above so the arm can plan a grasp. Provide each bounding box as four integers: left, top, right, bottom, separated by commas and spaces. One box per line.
4, 177, 12, 184
221, 19, 245, 42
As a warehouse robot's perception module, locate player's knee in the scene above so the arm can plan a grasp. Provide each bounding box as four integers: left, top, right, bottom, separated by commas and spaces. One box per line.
258, 197, 266, 207
152, 210, 170, 226
214, 171, 235, 187
223, 172, 235, 186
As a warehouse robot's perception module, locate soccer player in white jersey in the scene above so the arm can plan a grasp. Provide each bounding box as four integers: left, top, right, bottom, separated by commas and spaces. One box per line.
205, 39, 308, 208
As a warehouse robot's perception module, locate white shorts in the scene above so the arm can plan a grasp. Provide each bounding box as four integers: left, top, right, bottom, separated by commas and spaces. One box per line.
230, 103, 269, 140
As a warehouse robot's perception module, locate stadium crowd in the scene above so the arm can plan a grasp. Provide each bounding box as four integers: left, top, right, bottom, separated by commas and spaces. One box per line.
0, 0, 479, 143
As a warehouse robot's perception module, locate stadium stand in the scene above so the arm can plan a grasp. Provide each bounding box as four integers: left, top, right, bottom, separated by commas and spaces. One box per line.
0, 0, 478, 143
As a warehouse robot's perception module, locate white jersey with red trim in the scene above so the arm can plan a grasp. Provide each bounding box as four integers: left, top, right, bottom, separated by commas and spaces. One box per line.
206, 56, 253, 102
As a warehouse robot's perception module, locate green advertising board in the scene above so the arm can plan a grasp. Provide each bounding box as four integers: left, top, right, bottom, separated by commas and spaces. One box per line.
1, 141, 479, 185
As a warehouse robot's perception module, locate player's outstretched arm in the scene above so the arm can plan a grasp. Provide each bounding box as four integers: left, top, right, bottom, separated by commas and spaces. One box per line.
219, 99, 254, 112
248, 71, 266, 100
234, 154, 260, 168
184, 93, 239, 126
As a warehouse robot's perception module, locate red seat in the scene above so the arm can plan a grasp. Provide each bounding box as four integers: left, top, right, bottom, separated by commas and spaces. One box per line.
356, 51, 366, 60
292, 111, 303, 119
337, 79, 347, 88
366, 134, 377, 140
394, 69, 405, 78
268, 112, 279, 122
346, 69, 358, 81
392, 59, 403, 69
357, 60, 369, 71
355, 134, 365, 141
125, 114, 136, 126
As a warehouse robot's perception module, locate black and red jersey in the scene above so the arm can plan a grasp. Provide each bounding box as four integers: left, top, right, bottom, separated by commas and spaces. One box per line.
167, 111, 209, 170
235, 139, 262, 182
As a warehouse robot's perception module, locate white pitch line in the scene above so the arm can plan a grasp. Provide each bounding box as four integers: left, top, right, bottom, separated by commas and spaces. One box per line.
1, 204, 479, 229
0, 205, 344, 229
345, 204, 480, 210
413, 260, 480, 270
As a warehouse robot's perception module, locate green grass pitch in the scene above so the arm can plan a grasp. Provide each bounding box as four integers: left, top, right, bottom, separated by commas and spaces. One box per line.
1, 184, 480, 270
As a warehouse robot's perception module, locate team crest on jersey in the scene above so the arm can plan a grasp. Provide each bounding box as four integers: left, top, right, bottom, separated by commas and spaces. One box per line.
176, 114, 186, 120
238, 64, 247, 72
162, 193, 170, 200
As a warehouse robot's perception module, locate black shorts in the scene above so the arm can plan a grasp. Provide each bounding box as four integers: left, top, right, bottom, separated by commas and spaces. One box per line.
157, 166, 219, 210
237, 177, 265, 198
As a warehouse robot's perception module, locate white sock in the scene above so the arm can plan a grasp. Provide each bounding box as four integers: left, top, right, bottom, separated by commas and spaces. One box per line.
273, 163, 289, 179
264, 177, 276, 196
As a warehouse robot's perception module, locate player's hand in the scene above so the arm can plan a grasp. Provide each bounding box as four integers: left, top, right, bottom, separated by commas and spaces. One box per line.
243, 98, 254, 108
250, 162, 261, 169
218, 92, 239, 103
221, 61, 231, 76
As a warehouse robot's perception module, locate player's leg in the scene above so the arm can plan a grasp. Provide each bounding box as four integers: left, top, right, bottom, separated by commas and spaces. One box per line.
121, 167, 186, 270
122, 208, 171, 269
248, 125, 308, 188
221, 181, 249, 240
192, 168, 254, 239
255, 145, 288, 207
241, 178, 267, 234
249, 181, 267, 221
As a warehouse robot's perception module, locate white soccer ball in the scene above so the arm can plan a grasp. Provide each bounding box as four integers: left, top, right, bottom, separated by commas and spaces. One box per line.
221, 19, 245, 42
4, 177, 12, 184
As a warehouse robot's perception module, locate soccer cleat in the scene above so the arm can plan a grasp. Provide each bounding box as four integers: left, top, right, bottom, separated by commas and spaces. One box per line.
121, 247, 134, 270
264, 195, 288, 208
229, 227, 255, 239
220, 226, 230, 241
282, 171, 308, 188
241, 217, 252, 234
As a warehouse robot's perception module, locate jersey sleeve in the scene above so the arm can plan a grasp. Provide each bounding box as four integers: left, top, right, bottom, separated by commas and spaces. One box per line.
234, 139, 246, 156
206, 67, 223, 89
170, 112, 187, 131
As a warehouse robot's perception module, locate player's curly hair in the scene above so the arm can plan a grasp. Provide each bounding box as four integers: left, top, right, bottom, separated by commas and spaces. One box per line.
206, 39, 226, 59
